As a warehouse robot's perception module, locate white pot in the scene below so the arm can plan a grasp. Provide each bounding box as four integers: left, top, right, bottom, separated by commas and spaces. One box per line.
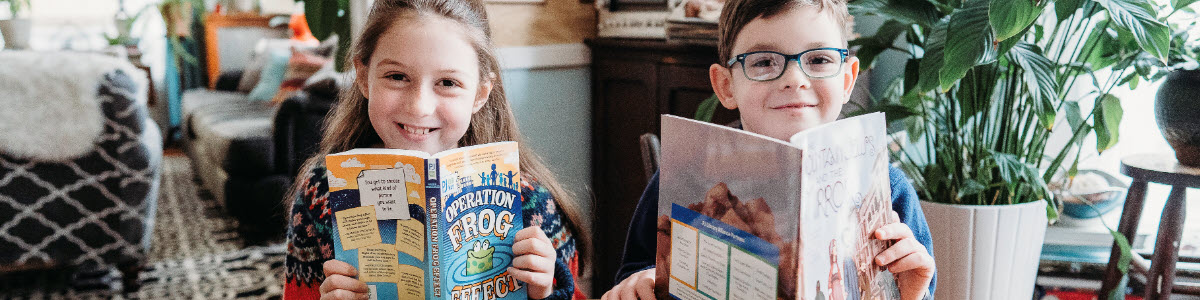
920, 200, 1048, 300
0, 18, 31, 50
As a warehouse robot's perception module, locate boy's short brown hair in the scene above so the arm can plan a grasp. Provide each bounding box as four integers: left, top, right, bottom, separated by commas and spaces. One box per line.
717, 0, 853, 65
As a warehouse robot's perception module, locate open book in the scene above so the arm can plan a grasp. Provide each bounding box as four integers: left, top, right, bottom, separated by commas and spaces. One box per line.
656, 113, 900, 300
324, 141, 526, 300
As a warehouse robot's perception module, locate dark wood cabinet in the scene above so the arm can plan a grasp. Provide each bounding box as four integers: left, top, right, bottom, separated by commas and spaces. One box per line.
586, 38, 738, 295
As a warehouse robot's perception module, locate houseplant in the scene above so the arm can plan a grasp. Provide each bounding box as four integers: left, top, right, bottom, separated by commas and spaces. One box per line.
848, 0, 1177, 298
1147, 4, 1200, 166
296, 0, 351, 71
107, 1, 153, 47
0, 0, 30, 50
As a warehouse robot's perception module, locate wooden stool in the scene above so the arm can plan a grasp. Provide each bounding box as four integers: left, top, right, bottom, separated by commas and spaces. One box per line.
1099, 153, 1200, 299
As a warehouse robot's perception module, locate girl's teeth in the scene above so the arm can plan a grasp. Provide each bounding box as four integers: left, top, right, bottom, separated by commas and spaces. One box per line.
403, 124, 431, 135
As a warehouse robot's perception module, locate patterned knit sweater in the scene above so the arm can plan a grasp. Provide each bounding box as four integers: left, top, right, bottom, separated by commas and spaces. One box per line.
283, 163, 583, 300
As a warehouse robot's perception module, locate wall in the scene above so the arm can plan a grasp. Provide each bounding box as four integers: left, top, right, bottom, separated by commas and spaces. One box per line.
485, 0, 597, 47
497, 43, 593, 222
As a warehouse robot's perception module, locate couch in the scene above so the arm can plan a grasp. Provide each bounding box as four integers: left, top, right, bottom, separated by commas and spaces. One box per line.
0, 52, 162, 291
180, 72, 337, 243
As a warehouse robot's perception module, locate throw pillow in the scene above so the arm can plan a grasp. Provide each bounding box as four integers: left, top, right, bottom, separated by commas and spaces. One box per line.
247, 48, 291, 101
270, 48, 330, 103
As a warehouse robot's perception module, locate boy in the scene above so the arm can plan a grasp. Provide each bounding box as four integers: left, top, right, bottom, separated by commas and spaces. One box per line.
602, 0, 936, 299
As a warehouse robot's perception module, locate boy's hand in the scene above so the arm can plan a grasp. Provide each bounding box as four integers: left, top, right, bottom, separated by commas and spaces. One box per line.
874, 212, 935, 300
602, 268, 655, 300
321, 259, 370, 300
509, 227, 556, 299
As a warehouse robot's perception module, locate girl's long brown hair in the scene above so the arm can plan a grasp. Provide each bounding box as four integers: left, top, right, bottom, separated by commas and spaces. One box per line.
287, 0, 589, 271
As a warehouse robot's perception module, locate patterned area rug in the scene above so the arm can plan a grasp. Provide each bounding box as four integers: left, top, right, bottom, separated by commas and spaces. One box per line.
0, 155, 286, 299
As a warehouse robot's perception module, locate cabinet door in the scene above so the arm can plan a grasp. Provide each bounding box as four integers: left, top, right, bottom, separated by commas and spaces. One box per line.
590, 58, 659, 294
657, 64, 738, 125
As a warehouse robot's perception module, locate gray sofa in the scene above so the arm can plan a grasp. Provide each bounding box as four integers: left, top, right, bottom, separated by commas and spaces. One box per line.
179, 74, 338, 243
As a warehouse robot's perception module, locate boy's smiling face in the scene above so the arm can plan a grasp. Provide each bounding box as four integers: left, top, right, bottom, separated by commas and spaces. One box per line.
710, 5, 860, 141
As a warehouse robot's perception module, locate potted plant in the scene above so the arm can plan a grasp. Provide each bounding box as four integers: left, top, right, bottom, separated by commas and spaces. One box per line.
1146, 4, 1200, 166
848, 0, 1177, 298
0, 0, 30, 50
108, 1, 153, 48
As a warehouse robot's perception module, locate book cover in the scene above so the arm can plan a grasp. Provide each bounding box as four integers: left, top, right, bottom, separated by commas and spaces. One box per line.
656, 113, 899, 300
324, 142, 526, 300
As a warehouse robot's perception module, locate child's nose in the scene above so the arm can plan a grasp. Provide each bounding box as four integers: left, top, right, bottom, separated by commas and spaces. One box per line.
403, 85, 438, 116
780, 60, 811, 89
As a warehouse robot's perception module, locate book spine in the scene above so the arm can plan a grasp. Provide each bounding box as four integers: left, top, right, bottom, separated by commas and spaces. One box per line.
426, 158, 443, 299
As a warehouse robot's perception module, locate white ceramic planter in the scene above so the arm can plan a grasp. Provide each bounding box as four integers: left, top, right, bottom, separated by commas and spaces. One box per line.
0, 19, 31, 50
920, 200, 1048, 300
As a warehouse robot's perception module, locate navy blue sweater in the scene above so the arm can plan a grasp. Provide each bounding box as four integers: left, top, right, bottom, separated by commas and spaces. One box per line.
616, 167, 937, 296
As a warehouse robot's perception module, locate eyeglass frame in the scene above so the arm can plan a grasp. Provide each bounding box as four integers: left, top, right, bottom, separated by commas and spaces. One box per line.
724, 48, 851, 81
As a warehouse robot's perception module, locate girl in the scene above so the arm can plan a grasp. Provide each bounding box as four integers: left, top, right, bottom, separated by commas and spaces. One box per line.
281, 0, 589, 299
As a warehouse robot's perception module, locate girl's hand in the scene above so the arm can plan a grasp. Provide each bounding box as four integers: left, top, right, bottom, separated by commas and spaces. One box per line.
601, 268, 656, 300
874, 212, 935, 300
321, 259, 370, 300
508, 227, 557, 299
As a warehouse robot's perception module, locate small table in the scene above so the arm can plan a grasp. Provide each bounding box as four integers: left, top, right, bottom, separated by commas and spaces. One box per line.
1100, 153, 1200, 299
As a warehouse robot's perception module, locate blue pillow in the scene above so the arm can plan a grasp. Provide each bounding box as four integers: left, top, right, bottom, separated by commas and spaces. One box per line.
247, 49, 292, 101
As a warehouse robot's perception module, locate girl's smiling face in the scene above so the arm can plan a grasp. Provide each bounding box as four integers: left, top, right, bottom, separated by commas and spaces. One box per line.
710, 5, 859, 141
356, 16, 491, 154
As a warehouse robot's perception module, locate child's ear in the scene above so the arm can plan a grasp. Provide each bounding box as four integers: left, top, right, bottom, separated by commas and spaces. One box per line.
841, 56, 861, 105
709, 63, 738, 110
354, 59, 370, 98
473, 73, 494, 113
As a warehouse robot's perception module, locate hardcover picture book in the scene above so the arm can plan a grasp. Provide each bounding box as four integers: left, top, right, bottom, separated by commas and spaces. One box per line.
656, 113, 900, 300
324, 141, 526, 300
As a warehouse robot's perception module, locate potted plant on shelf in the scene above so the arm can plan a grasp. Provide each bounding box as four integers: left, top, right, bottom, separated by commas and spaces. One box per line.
0, 0, 31, 50
1147, 3, 1200, 166
848, 0, 1177, 298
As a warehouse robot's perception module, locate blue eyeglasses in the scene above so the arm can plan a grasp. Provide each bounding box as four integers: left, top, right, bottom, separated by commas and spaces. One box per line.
725, 48, 849, 81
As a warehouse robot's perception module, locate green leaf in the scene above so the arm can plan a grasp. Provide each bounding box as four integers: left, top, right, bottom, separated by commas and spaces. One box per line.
1064, 100, 1084, 129
1093, 0, 1172, 62
851, 20, 910, 71
958, 178, 988, 199
1094, 94, 1124, 153
1175, 0, 1200, 10
903, 58, 922, 98
849, 0, 943, 28
695, 94, 720, 122
956, 65, 995, 123
990, 0, 1044, 42
1008, 42, 1059, 130
940, 0, 997, 92
918, 18, 950, 93
334, 14, 352, 72
305, 0, 337, 40
1055, 0, 1086, 23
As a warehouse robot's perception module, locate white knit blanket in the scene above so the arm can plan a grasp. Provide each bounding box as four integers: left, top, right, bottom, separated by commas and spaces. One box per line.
0, 51, 146, 161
